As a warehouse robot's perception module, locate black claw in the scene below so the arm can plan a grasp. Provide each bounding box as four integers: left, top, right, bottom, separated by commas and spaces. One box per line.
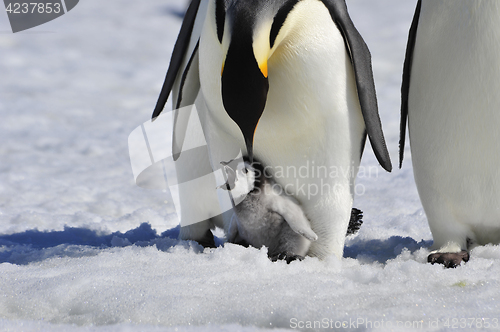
269, 251, 304, 264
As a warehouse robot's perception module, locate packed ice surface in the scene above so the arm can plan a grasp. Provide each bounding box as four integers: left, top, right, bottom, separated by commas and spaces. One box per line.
1, 0, 500, 331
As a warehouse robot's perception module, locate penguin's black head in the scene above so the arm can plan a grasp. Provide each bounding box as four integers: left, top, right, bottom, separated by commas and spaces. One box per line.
218, 0, 299, 162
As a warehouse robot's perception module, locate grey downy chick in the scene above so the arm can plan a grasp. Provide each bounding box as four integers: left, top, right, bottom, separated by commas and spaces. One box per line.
224, 159, 317, 263
221, 158, 364, 263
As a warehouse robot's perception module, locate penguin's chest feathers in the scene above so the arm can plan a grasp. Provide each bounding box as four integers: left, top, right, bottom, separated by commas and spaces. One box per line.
255, 13, 359, 166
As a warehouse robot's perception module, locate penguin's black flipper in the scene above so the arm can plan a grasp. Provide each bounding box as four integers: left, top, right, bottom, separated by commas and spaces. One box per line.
399, 0, 422, 168
321, 0, 392, 172
152, 1, 208, 160
152, 0, 202, 120
346, 208, 363, 236
171, 42, 200, 161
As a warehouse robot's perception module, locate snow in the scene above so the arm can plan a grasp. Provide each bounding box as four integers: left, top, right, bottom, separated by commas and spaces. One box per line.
1, 0, 499, 331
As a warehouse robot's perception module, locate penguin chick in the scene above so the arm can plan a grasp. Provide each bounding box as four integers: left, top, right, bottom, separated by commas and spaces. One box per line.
224, 159, 364, 262
226, 159, 318, 262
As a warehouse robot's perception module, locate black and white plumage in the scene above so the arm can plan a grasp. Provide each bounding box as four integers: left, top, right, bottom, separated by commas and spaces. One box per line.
225, 159, 364, 263
400, 0, 500, 267
153, 0, 391, 259
226, 159, 317, 261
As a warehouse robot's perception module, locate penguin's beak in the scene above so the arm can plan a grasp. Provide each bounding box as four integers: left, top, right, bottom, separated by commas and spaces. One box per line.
258, 60, 268, 78
221, 26, 269, 163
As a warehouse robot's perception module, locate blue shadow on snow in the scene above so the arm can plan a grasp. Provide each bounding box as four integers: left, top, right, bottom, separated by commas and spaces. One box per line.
0, 223, 431, 265
0, 223, 184, 265
344, 236, 432, 263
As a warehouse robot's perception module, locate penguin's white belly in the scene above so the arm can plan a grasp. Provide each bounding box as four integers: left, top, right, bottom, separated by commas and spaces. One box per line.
409, 0, 500, 246
198, 0, 365, 258
258, 15, 364, 199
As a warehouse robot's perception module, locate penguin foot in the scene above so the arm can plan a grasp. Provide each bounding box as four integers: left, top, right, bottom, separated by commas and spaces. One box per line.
427, 250, 469, 268
232, 238, 250, 248
346, 208, 363, 236
269, 251, 304, 264
196, 229, 217, 248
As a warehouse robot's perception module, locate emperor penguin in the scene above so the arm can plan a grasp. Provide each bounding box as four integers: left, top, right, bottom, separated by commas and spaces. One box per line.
153, 0, 392, 259
400, 1, 500, 267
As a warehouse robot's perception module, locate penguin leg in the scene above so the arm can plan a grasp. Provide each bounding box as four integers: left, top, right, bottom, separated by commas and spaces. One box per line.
306, 187, 354, 259
173, 122, 222, 248
178, 209, 231, 248
426, 235, 470, 268
428, 250, 469, 268
226, 213, 249, 247
270, 207, 362, 262
419, 191, 471, 268
195, 228, 217, 248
